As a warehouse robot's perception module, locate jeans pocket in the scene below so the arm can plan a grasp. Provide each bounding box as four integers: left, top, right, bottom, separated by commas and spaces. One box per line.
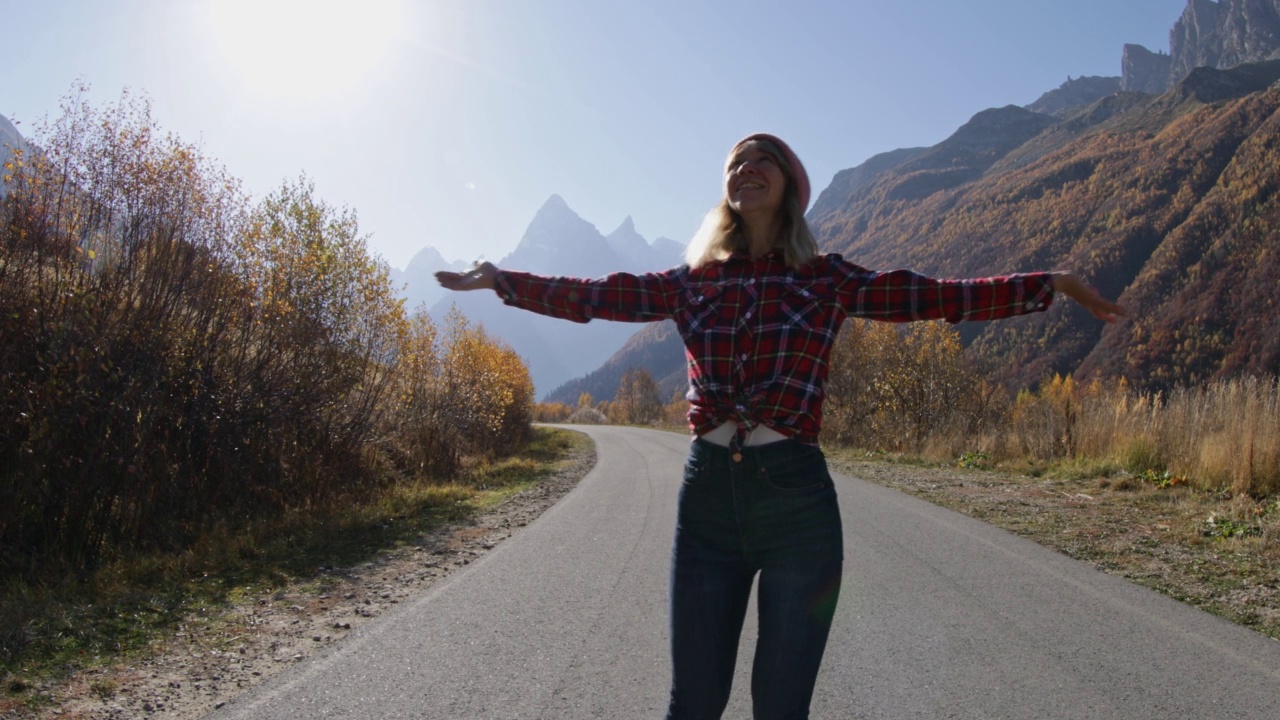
683, 447, 712, 487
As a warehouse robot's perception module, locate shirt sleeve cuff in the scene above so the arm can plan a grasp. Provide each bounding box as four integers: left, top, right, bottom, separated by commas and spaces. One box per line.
493, 270, 517, 302
1026, 274, 1055, 312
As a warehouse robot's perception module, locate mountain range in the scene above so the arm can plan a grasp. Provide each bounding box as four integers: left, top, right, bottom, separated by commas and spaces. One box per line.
12, 1, 1279, 402
411, 195, 685, 396
536, 0, 1280, 403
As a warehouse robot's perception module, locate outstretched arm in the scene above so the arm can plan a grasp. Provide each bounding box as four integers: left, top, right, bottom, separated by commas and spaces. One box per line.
826, 256, 1127, 325
1050, 272, 1126, 323
437, 260, 682, 323
436, 261, 498, 292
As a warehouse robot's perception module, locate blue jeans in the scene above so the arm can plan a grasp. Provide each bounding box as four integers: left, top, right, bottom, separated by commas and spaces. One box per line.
666, 438, 844, 720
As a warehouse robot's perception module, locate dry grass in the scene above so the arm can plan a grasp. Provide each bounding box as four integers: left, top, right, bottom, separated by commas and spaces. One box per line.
1006, 376, 1280, 498
834, 375, 1280, 638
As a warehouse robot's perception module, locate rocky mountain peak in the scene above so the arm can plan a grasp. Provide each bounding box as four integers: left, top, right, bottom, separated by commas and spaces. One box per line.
517, 195, 597, 249
609, 216, 636, 236
530, 193, 574, 222
1123, 0, 1280, 94
1121, 44, 1174, 93
946, 105, 1056, 150
606, 215, 645, 253
1028, 76, 1124, 117
404, 244, 448, 271
1173, 57, 1280, 103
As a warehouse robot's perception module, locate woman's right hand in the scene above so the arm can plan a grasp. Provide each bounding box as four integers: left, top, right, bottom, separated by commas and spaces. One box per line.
436, 261, 498, 292
1051, 272, 1126, 323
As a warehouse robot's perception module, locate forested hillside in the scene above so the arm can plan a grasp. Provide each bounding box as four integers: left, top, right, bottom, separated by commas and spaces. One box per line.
809, 61, 1280, 391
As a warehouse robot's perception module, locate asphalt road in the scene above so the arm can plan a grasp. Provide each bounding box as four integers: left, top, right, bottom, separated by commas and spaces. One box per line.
212, 425, 1280, 719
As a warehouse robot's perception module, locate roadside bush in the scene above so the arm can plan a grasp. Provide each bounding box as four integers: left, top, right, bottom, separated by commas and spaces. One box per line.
822, 320, 991, 451
387, 308, 534, 476
533, 402, 573, 423
0, 88, 535, 584
567, 407, 609, 425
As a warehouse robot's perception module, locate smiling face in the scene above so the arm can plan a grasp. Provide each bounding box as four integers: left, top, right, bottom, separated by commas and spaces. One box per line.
724, 140, 789, 219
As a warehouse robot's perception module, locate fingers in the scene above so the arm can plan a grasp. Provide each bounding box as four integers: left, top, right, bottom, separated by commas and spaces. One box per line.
1090, 302, 1126, 323
1077, 286, 1126, 323
1051, 272, 1127, 323
434, 262, 497, 291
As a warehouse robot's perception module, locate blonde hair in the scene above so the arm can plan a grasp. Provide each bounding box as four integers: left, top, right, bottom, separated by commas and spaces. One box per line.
684, 138, 820, 270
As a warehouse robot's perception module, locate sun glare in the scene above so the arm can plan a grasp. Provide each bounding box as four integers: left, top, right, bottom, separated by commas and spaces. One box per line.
204, 0, 406, 103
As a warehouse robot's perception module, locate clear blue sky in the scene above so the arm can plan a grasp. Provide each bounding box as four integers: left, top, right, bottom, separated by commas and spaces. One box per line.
2, 0, 1187, 269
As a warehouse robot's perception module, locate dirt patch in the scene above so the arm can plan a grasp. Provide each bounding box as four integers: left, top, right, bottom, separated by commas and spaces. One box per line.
4, 442, 596, 720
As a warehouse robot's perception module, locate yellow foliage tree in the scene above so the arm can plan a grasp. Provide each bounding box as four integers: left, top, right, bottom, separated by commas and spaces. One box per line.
611, 367, 662, 425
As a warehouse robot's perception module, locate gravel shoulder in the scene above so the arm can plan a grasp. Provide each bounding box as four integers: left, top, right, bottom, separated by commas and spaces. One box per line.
13, 439, 596, 720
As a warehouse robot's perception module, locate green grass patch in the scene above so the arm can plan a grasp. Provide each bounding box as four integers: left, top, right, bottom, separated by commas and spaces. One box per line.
0, 427, 586, 695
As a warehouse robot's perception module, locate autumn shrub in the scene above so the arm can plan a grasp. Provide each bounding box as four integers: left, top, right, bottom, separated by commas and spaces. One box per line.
0, 89, 538, 586
567, 407, 609, 425
436, 307, 534, 455
0, 90, 278, 576
385, 308, 534, 477
610, 368, 662, 425
533, 402, 573, 423
822, 320, 993, 453
661, 389, 688, 430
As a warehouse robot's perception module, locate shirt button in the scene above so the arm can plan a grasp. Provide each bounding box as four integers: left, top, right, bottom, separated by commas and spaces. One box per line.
740, 353, 748, 361
744, 311, 752, 319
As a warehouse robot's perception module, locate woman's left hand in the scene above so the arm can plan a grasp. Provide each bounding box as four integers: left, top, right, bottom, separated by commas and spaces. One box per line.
436, 261, 499, 292
1051, 272, 1126, 323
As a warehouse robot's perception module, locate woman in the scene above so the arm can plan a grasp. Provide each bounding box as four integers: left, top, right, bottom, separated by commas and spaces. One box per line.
436, 133, 1124, 720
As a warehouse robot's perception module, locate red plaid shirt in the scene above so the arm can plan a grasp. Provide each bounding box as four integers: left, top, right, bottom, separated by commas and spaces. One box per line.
495, 251, 1055, 445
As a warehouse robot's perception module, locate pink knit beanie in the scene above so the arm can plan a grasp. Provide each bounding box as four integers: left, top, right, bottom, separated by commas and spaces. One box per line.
732, 133, 811, 211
